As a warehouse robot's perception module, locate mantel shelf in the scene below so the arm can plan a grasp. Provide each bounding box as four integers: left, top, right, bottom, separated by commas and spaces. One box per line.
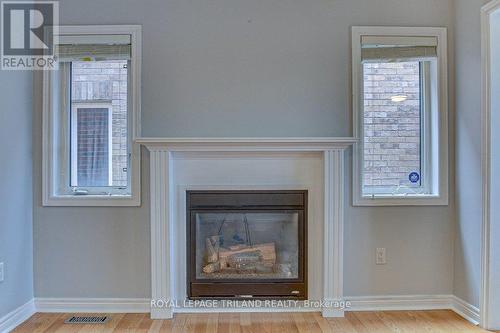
135, 137, 357, 151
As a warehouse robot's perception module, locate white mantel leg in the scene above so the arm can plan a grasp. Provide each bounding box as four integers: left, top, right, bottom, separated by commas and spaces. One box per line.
322, 150, 345, 317
150, 150, 174, 319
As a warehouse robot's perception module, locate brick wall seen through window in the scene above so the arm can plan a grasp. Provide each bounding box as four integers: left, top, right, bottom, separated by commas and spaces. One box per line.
363, 61, 422, 192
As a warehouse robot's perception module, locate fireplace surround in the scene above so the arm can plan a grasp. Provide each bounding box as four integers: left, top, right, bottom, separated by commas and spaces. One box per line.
139, 137, 355, 319
186, 190, 308, 299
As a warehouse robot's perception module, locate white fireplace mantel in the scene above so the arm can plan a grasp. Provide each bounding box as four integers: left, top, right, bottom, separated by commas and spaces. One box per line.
139, 137, 356, 319
136, 137, 356, 151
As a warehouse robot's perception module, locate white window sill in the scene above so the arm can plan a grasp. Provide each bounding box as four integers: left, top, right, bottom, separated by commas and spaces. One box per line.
353, 194, 448, 206
42, 194, 140, 207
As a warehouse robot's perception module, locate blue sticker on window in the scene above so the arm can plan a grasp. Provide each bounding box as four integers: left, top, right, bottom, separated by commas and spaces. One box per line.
409, 172, 420, 183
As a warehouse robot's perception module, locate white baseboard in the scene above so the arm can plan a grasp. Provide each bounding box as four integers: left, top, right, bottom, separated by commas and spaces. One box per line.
346, 294, 480, 326
322, 308, 345, 317
34, 298, 150, 314
151, 307, 173, 320
1, 295, 475, 330
450, 296, 480, 325
0, 299, 36, 333
346, 294, 453, 312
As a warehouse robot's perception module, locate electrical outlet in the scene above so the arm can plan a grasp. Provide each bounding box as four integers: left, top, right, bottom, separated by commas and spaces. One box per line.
0, 262, 4, 282
376, 248, 386, 265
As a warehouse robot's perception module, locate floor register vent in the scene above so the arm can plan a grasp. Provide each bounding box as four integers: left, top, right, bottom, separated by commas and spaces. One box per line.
64, 316, 110, 324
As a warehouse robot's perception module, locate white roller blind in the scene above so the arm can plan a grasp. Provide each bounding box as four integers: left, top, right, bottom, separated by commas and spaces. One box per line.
56, 44, 131, 62
55, 34, 131, 62
361, 35, 438, 62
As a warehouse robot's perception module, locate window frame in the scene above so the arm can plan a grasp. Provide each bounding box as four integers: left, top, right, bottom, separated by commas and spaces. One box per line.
42, 25, 142, 206
351, 26, 448, 206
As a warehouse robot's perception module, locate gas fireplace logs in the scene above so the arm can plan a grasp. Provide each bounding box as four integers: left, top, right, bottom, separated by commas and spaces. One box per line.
205, 236, 220, 263
202, 239, 276, 274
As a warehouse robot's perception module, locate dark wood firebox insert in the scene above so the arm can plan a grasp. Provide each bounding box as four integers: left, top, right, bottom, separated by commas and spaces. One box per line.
187, 190, 307, 299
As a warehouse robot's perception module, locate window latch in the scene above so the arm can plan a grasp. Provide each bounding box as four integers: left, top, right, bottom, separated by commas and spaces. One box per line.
72, 189, 89, 196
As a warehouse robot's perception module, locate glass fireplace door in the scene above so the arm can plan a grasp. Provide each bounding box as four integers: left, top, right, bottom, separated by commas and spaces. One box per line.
187, 190, 307, 299
194, 212, 300, 280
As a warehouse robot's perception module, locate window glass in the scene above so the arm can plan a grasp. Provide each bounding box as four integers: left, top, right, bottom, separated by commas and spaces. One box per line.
362, 61, 422, 195
73, 106, 110, 186
70, 60, 128, 188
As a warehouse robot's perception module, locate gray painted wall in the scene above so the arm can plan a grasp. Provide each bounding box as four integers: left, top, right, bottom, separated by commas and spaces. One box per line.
487, 8, 500, 329
344, 153, 454, 296
33, 0, 455, 298
0, 71, 34, 317
453, 0, 490, 308
57, 0, 453, 139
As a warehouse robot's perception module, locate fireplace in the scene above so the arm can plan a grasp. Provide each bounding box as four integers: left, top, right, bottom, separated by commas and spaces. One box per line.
186, 190, 307, 299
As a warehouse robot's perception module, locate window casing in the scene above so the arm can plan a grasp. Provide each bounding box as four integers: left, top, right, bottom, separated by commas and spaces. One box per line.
352, 27, 448, 206
42, 25, 141, 206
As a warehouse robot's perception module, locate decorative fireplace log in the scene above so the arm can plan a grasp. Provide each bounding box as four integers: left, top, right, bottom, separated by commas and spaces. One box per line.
227, 250, 262, 269
218, 242, 276, 269
202, 261, 220, 274
205, 236, 220, 263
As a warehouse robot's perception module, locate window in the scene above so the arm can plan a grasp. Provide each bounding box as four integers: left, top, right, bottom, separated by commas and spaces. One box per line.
42, 26, 141, 206
352, 27, 448, 206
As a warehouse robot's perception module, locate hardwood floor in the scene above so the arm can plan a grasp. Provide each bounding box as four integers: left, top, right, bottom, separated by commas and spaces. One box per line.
13, 310, 494, 332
